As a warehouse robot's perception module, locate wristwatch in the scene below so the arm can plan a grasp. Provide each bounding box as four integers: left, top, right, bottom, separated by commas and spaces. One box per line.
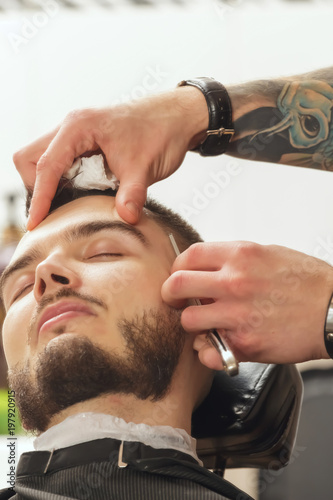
177, 77, 234, 156
324, 292, 333, 358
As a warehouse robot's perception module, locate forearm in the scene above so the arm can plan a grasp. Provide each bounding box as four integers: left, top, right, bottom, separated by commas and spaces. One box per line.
225, 66, 333, 170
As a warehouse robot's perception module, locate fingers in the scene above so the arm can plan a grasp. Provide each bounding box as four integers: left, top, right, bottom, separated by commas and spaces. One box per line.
171, 241, 263, 274
181, 302, 234, 332
197, 344, 225, 371
115, 171, 149, 224
193, 334, 225, 370
27, 157, 69, 230
171, 242, 232, 273
13, 128, 59, 189
26, 124, 101, 229
162, 270, 225, 307
27, 152, 73, 229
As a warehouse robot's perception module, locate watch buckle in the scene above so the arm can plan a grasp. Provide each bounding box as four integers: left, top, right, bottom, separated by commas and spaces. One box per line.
206, 127, 234, 138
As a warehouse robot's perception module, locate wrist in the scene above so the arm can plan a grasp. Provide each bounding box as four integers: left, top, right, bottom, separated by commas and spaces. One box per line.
227, 85, 264, 123
174, 85, 209, 150
177, 79, 235, 155
227, 79, 286, 121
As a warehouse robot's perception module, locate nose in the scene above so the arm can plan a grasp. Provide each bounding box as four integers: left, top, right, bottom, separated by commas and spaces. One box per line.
33, 253, 82, 301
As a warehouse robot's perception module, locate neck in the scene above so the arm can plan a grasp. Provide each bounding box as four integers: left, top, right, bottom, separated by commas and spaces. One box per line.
47, 391, 191, 433
45, 350, 212, 435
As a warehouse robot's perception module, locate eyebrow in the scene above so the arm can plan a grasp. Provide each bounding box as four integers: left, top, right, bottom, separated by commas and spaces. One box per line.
0, 220, 148, 301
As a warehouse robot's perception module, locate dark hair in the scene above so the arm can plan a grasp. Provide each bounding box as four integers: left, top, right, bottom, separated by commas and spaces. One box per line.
26, 180, 202, 252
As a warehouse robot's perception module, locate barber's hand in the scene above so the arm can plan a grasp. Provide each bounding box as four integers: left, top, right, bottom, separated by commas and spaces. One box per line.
161, 241, 333, 368
13, 87, 208, 230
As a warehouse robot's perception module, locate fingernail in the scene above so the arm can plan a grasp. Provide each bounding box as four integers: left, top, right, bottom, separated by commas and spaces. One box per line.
125, 201, 139, 219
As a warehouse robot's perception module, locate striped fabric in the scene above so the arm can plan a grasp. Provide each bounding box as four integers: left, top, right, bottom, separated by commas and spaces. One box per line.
1, 459, 252, 500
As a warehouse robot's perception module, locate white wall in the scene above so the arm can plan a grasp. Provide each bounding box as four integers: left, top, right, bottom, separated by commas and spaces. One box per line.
0, 1, 332, 262
0, 1, 333, 496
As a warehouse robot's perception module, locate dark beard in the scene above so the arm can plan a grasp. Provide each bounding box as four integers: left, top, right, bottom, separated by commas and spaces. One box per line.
8, 308, 186, 434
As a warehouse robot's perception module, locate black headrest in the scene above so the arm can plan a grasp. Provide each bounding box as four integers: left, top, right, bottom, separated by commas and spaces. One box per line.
192, 362, 303, 473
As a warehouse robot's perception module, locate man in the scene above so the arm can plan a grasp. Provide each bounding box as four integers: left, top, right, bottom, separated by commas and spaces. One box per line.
0, 183, 252, 500
13, 66, 333, 367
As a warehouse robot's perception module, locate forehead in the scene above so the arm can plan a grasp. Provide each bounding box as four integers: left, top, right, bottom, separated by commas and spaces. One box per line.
13, 195, 169, 260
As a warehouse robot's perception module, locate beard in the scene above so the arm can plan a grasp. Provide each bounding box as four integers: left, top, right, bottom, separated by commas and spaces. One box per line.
8, 308, 186, 434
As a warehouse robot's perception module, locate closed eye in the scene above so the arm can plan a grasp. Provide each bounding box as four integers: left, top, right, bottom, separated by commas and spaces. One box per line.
12, 284, 34, 303
87, 253, 123, 259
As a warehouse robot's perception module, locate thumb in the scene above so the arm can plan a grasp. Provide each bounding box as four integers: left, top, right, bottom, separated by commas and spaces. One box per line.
193, 334, 225, 371
115, 172, 148, 224
197, 343, 225, 371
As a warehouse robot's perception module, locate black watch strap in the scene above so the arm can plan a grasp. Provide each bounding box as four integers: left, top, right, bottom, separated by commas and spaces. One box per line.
324, 292, 333, 358
178, 77, 234, 156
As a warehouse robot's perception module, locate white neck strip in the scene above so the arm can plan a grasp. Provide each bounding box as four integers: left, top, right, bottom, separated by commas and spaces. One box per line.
33, 412, 202, 466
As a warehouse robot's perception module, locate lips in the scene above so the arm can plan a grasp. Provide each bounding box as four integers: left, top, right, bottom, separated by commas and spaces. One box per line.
37, 300, 96, 336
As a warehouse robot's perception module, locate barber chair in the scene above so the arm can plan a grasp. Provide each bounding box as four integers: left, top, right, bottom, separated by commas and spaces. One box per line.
192, 362, 303, 475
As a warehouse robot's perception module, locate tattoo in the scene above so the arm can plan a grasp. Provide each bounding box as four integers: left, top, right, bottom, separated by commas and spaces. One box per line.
227, 75, 333, 171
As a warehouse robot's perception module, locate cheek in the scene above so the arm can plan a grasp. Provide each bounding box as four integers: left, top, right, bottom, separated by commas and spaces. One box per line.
83, 262, 143, 306
90, 263, 168, 316
2, 302, 32, 368
124, 268, 169, 317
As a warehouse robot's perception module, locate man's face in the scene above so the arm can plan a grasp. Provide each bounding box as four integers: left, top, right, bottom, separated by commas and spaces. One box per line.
1, 195, 188, 432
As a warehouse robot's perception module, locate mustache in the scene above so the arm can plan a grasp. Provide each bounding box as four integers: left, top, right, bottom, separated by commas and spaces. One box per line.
27, 288, 108, 345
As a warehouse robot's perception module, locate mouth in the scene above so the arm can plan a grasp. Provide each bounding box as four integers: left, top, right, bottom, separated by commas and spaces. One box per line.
37, 300, 97, 337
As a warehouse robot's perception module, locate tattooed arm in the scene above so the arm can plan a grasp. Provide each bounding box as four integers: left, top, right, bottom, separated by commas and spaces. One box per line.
14, 67, 333, 229
227, 66, 333, 171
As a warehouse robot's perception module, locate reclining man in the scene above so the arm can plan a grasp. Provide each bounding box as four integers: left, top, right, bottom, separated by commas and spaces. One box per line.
0, 178, 252, 500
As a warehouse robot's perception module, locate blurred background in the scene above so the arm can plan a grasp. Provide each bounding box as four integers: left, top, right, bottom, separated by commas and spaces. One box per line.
0, 0, 333, 498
